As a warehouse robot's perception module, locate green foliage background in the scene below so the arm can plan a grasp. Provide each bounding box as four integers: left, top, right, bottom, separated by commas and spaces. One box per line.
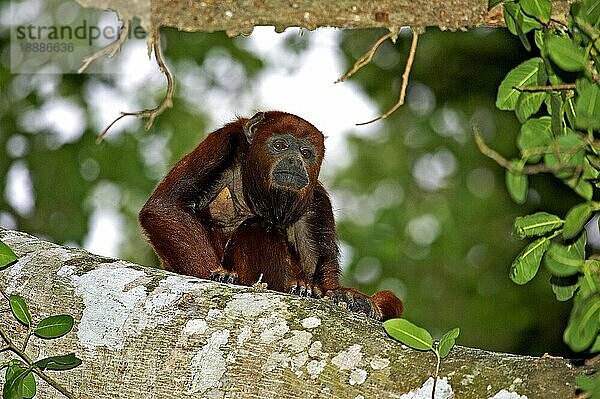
0, 1, 587, 356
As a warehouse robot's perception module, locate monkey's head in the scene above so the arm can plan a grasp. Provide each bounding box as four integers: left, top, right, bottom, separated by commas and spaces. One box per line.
241, 111, 324, 227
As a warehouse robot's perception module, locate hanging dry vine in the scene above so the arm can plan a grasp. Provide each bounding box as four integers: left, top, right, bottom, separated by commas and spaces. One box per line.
77, 25, 174, 143
96, 29, 174, 143
335, 27, 421, 126
77, 20, 130, 74
335, 31, 397, 83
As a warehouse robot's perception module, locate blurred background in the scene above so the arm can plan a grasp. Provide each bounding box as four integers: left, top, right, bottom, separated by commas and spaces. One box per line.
0, 1, 587, 356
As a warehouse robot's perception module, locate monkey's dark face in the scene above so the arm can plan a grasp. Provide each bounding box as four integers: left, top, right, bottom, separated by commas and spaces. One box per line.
241, 112, 324, 227
268, 134, 316, 191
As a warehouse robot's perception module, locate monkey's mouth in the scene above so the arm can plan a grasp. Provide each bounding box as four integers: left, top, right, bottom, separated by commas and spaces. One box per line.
273, 171, 309, 190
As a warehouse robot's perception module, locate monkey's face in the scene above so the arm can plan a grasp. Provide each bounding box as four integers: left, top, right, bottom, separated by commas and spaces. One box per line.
267, 133, 316, 191
241, 112, 324, 227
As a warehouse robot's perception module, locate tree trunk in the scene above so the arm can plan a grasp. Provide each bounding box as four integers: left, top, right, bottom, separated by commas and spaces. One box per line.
75, 0, 573, 35
0, 228, 595, 398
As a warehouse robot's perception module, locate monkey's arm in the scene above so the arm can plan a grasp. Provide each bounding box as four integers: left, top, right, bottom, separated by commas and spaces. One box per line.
303, 183, 341, 290
139, 120, 247, 277
299, 184, 403, 321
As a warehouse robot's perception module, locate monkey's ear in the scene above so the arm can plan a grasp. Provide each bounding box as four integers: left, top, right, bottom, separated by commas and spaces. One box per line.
243, 112, 265, 144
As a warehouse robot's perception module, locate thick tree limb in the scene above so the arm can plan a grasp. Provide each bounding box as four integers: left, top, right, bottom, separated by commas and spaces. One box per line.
0, 228, 595, 398
75, 1, 573, 35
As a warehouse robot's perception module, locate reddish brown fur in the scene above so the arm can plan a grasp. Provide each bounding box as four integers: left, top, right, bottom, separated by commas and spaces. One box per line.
139, 111, 403, 321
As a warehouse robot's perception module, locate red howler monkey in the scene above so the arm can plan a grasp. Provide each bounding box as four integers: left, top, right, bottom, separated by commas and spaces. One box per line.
139, 111, 403, 321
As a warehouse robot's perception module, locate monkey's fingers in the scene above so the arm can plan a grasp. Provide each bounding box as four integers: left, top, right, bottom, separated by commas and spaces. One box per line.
289, 281, 323, 299
209, 268, 238, 284
325, 289, 380, 320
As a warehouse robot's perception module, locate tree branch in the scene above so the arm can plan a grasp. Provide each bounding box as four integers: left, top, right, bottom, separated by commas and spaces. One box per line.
473, 127, 583, 175
75, 0, 573, 33
0, 228, 596, 399
515, 83, 576, 92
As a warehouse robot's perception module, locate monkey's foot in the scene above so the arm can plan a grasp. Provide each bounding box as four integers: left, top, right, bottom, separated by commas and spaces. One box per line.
325, 289, 379, 320
209, 268, 238, 284
289, 281, 323, 298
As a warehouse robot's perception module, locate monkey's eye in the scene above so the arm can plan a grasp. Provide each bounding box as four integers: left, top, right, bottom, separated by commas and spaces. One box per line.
272, 139, 288, 152
300, 147, 313, 159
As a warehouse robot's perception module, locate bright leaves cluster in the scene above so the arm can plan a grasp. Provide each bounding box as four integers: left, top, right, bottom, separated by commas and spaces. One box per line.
495, 0, 600, 204
510, 208, 600, 352
0, 240, 82, 399
490, 0, 600, 356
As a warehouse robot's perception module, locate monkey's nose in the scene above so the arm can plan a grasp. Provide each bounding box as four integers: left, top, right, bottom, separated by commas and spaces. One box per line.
285, 156, 302, 167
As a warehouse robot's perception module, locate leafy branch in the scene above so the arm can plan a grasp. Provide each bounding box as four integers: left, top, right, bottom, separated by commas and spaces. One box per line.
485, 0, 600, 394
0, 240, 82, 399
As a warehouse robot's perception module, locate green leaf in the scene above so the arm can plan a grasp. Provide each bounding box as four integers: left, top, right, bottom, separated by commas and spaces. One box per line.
575, 83, 600, 130
438, 327, 460, 358
544, 232, 586, 277
534, 30, 545, 50
34, 315, 74, 339
510, 237, 551, 284
383, 318, 434, 351
503, 2, 543, 45
513, 212, 563, 239
517, 116, 552, 163
9, 295, 32, 328
563, 203, 593, 239
573, 0, 600, 26
515, 92, 546, 122
22, 371, 36, 399
3, 365, 28, 399
550, 93, 564, 136
488, 0, 503, 10
583, 156, 600, 180
506, 160, 528, 204
576, 77, 592, 94
503, 3, 530, 50
546, 35, 588, 72
578, 263, 600, 300
591, 335, 600, 352
543, 133, 586, 179
4, 365, 35, 399
576, 375, 596, 391
566, 177, 594, 201
496, 58, 545, 110
564, 96, 577, 129
35, 353, 82, 371
564, 293, 600, 351
550, 275, 579, 301
0, 240, 18, 269
520, 0, 552, 23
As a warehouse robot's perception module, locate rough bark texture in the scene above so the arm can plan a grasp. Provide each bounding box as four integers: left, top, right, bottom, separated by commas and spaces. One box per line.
0, 228, 596, 399
75, 0, 573, 35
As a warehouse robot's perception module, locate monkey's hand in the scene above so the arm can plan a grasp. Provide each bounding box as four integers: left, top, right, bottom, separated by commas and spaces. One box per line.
325, 288, 380, 320
209, 268, 238, 284
324, 289, 403, 321
289, 281, 323, 298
